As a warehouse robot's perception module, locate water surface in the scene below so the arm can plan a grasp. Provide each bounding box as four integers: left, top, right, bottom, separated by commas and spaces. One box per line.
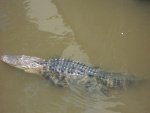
0, 0, 150, 113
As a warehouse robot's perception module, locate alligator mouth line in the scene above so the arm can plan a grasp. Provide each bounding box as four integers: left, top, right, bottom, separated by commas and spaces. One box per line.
1, 55, 25, 69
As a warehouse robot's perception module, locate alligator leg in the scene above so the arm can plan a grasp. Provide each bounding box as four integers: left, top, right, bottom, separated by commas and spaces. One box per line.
76, 75, 115, 95
50, 71, 69, 87
43, 71, 69, 87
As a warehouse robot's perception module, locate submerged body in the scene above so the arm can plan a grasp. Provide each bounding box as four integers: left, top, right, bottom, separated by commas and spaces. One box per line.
1, 55, 144, 95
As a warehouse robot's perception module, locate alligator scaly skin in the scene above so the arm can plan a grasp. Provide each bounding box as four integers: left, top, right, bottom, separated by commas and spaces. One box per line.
41, 58, 141, 90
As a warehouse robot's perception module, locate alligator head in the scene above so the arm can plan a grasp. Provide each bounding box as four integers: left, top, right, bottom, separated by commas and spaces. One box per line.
1, 55, 46, 75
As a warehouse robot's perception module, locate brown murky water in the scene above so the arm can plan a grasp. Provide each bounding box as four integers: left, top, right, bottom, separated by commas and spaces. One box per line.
0, 0, 150, 113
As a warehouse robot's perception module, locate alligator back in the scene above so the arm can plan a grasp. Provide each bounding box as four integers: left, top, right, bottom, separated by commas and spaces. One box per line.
44, 58, 144, 90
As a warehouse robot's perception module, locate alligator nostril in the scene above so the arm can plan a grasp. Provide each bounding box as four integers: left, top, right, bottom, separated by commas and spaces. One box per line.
1, 55, 7, 62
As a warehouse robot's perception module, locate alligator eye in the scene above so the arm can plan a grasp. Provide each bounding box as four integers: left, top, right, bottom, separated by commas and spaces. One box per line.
43, 65, 47, 69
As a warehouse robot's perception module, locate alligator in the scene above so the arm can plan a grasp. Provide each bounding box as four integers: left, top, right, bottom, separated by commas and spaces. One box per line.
1, 55, 144, 95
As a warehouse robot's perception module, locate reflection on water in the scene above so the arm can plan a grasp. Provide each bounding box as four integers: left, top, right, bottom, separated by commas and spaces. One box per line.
24, 0, 72, 35
0, 0, 150, 113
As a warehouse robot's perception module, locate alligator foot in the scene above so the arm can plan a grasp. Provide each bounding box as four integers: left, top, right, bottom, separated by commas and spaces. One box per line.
43, 71, 69, 87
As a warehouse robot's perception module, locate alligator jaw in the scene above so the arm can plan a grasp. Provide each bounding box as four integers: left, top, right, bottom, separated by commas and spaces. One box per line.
1, 55, 45, 75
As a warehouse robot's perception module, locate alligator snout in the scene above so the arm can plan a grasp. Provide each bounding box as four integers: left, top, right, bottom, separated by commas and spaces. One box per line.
1, 55, 16, 65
